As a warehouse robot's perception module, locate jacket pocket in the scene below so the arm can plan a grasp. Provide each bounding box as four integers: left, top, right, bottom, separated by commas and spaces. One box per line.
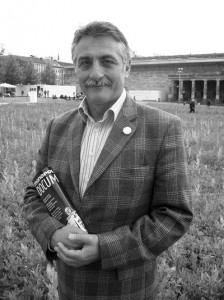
119, 165, 152, 179
117, 260, 156, 281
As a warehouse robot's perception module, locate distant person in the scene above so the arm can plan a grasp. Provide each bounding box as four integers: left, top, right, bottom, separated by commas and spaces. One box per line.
207, 99, 211, 107
189, 98, 196, 113
23, 21, 193, 300
21, 90, 24, 96
44, 90, 47, 98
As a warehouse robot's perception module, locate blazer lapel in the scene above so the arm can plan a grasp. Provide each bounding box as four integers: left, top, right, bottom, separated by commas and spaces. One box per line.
67, 112, 85, 196
86, 96, 138, 191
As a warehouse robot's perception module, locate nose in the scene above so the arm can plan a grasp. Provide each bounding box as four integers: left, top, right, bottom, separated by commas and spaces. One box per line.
89, 61, 103, 80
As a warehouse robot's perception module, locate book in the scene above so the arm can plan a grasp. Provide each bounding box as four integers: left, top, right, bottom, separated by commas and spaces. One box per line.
33, 167, 87, 232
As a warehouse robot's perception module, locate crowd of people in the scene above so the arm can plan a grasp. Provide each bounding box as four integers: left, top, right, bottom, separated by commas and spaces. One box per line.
51, 92, 84, 101
0, 90, 16, 97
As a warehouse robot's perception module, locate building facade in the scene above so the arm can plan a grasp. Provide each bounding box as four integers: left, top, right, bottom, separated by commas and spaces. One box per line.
29, 56, 65, 86
127, 53, 224, 103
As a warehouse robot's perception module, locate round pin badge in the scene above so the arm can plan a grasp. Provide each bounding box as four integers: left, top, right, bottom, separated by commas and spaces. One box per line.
123, 127, 132, 135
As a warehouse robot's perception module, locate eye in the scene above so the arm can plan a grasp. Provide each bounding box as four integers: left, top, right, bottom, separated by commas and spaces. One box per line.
103, 59, 114, 66
78, 61, 91, 69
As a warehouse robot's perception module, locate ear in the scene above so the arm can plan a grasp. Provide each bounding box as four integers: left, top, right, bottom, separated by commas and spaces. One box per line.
124, 60, 131, 78
74, 67, 78, 81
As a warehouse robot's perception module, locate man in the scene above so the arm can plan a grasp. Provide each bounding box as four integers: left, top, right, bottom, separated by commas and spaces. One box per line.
189, 98, 196, 113
24, 21, 193, 299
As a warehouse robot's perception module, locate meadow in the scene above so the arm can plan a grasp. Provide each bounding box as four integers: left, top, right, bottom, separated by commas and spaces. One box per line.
0, 98, 224, 299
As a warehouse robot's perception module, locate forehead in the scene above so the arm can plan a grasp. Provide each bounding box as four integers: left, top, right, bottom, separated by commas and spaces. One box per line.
74, 36, 124, 61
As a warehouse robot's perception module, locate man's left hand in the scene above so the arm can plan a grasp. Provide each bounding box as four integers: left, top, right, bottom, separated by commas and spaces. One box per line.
54, 234, 100, 267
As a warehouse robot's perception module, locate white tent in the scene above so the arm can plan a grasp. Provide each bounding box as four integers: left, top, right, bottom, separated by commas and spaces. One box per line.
0, 83, 16, 88
0, 83, 16, 97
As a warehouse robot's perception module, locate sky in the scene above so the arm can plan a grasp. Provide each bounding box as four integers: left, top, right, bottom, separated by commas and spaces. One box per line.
1, 0, 224, 63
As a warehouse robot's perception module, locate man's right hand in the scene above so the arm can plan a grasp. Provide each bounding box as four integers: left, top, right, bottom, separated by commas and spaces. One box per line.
50, 224, 87, 250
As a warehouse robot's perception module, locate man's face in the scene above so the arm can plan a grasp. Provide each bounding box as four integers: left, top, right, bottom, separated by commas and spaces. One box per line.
74, 36, 130, 108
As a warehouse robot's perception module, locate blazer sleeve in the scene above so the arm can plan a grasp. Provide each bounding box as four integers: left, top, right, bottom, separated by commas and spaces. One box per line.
98, 117, 193, 270
23, 119, 64, 262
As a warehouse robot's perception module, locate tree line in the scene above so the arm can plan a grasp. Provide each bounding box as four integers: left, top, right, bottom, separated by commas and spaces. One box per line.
0, 52, 57, 86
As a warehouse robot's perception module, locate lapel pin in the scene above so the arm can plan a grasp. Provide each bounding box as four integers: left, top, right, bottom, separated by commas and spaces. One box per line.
123, 127, 132, 135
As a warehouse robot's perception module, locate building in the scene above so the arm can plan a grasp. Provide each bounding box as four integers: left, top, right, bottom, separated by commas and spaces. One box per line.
28, 55, 65, 86
127, 53, 224, 103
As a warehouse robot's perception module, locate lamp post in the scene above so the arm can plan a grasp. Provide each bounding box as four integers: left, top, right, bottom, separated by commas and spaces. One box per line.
177, 67, 183, 103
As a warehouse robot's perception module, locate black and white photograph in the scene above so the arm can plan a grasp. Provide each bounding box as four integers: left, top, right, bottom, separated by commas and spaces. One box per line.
0, 0, 224, 299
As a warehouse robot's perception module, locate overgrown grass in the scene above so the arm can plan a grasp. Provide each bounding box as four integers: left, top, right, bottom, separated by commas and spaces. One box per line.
0, 99, 224, 299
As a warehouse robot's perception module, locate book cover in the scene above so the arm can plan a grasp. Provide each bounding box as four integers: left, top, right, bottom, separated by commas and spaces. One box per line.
33, 167, 87, 232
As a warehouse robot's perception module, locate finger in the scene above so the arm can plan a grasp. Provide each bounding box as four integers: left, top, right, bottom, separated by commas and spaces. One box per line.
54, 246, 65, 261
56, 249, 75, 265
55, 243, 86, 267
68, 233, 90, 244
70, 227, 88, 234
55, 244, 78, 261
57, 242, 82, 258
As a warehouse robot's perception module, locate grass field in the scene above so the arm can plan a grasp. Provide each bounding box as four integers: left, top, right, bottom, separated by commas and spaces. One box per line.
0, 98, 224, 299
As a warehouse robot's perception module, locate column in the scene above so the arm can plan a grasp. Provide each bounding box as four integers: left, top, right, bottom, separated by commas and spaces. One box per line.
179, 80, 183, 102
203, 80, 207, 102
191, 80, 195, 99
215, 79, 220, 103
168, 80, 173, 101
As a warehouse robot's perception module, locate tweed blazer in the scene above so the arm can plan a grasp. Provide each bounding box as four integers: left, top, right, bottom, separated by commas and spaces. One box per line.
24, 94, 193, 299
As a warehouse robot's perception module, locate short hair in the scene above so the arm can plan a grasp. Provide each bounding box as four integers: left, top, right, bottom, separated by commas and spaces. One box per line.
71, 21, 130, 64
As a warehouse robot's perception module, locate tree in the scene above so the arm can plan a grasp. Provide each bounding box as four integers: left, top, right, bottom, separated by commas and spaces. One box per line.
0, 43, 5, 55
0, 58, 6, 82
0, 44, 6, 82
22, 60, 40, 85
4, 56, 24, 85
41, 62, 56, 85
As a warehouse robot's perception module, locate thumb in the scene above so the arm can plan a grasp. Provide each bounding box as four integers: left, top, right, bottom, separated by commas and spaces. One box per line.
68, 233, 90, 242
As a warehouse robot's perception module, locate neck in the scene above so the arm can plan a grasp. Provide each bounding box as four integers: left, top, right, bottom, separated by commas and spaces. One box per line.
87, 101, 115, 122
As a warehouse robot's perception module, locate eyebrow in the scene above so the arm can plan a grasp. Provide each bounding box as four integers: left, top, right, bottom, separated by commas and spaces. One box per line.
78, 54, 116, 62
77, 56, 91, 62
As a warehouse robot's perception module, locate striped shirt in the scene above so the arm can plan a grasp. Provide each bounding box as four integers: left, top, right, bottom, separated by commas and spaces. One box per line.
78, 89, 126, 197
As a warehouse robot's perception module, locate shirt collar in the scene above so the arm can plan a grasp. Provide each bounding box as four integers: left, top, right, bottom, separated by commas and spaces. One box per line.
78, 89, 126, 123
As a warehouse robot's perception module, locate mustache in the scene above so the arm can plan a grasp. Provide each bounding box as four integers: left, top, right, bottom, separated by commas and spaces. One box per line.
84, 79, 112, 87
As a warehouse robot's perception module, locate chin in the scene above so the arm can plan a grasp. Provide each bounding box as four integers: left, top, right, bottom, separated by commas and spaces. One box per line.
86, 89, 112, 101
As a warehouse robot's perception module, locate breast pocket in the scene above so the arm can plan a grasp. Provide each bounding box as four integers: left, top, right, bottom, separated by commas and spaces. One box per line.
118, 165, 154, 197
